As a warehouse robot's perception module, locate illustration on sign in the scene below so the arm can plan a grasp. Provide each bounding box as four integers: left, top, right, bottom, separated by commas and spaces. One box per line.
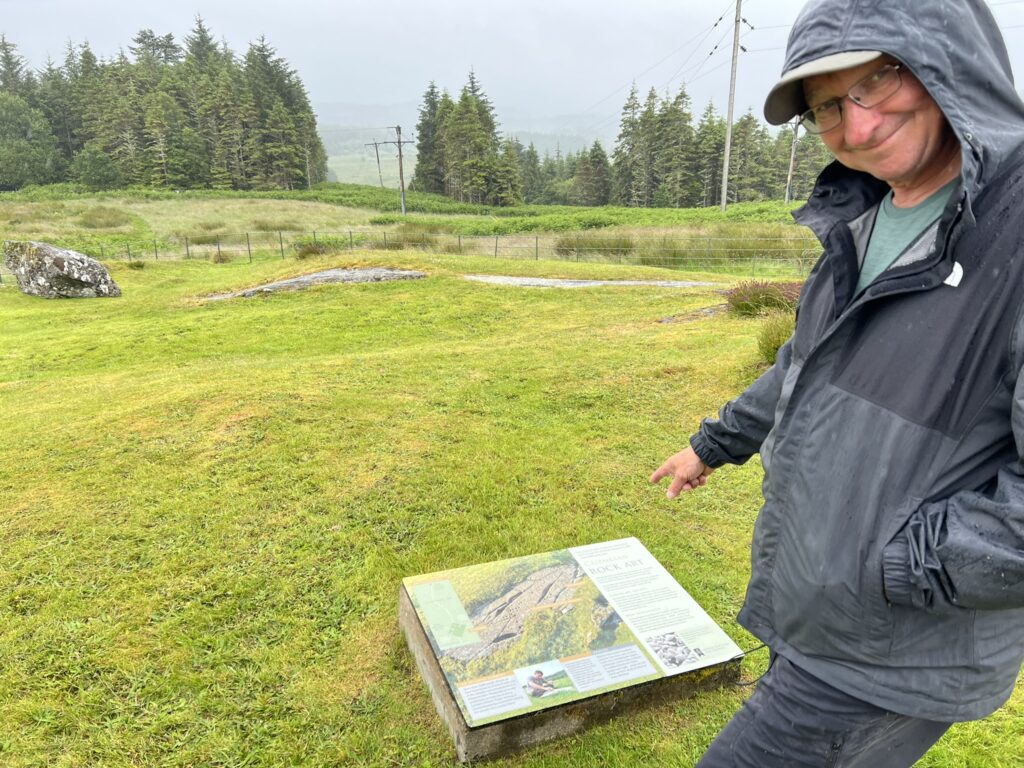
402, 538, 742, 727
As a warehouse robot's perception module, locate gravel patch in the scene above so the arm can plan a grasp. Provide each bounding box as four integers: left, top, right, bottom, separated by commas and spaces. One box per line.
207, 268, 427, 300
464, 274, 718, 289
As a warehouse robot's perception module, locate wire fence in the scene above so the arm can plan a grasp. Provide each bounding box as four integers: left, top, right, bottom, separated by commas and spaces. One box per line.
1, 229, 823, 282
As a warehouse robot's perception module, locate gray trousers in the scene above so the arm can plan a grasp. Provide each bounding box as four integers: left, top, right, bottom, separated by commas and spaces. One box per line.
697, 654, 953, 768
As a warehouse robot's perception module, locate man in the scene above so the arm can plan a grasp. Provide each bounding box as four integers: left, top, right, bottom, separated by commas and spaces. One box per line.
650, 1, 1024, 765
526, 670, 556, 697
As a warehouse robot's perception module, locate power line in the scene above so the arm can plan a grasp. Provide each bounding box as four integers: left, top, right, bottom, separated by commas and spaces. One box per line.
573, 1, 736, 138
574, 4, 733, 118
578, 13, 741, 140
660, 0, 736, 90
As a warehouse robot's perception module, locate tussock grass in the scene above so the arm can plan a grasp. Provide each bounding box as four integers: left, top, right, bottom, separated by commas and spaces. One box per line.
725, 280, 803, 317
251, 218, 301, 232
554, 232, 635, 259
77, 205, 133, 229
0, 251, 1018, 766
757, 311, 795, 365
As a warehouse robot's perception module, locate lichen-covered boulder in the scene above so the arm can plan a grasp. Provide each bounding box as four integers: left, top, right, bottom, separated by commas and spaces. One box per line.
3, 240, 121, 299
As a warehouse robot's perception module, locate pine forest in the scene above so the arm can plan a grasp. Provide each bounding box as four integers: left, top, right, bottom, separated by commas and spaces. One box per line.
412, 75, 834, 208
0, 20, 327, 192
0, 25, 833, 208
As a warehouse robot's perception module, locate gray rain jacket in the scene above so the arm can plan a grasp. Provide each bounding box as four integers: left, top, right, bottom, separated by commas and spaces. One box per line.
690, 0, 1024, 721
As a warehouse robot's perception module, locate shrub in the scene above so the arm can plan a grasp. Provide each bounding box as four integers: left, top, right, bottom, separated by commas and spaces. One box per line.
726, 280, 803, 317
70, 146, 124, 191
126, 260, 145, 270
197, 221, 224, 231
78, 206, 132, 229
758, 311, 796, 365
211, 250, 232, 264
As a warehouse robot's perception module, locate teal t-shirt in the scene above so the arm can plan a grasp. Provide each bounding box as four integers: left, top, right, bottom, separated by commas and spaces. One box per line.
856, 178, 958, 294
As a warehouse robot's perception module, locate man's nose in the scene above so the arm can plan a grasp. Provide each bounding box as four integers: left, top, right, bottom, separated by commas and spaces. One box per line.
842, 99, 885, 148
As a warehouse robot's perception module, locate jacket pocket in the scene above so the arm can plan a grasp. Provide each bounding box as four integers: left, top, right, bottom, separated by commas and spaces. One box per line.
881, 504, 976, 665
770, 504, 895, 663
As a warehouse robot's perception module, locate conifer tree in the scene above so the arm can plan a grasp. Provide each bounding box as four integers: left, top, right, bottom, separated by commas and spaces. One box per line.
587, 141, 611, 205
411, 82, 444, 193
653, 86, 698, 207
518, 142, 544, 203
491, 140, 523, 206
36, 59, 79, 161
0, 36, 31, 98
694, 101, 727, 207
611, 85, 640, 205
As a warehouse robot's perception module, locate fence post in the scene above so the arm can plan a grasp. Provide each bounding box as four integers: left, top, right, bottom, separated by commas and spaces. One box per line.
535, 236, 539, 260
383, 231, 388, 249
185, 237, 190, 259
494, 235, 498, 258
246, 232, 252, 263
100, 243, 105, 260
126, 243, 132, 262
349, 230, 354, 250
216, 237, 222, 261
313, 230, 317, 245
278, 231, 285, 258
458, 235, 462, 254
154, 240, 158, 260
575, 235, 579, 263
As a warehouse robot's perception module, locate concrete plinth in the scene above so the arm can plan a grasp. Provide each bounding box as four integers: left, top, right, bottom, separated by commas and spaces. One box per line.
398, 584, 742, 763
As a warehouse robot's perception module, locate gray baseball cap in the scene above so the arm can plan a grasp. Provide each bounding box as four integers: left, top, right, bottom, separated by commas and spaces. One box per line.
763, 50, 883, 125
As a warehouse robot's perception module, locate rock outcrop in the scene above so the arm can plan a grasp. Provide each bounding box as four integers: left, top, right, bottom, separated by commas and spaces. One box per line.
3, 240, 121, 299
444, 563, 585, 663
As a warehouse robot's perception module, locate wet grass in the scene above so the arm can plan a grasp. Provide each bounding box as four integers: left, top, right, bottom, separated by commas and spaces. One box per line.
0, 252, 1018, 766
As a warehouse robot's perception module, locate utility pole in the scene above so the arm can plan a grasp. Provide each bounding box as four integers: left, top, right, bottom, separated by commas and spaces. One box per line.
720, 0, 743, 212
785, 118, 800, 204
395, 125, 407, 216
365, 140, 385, 188
378, 126, 415, 215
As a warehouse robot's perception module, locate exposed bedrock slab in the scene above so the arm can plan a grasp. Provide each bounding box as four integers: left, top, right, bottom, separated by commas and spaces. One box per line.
207, 267, 427, 300
3, 240, 121, 299
464, 274, 718, 289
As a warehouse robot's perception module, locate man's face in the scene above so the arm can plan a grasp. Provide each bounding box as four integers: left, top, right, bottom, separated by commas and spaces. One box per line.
802, 57, 956, 189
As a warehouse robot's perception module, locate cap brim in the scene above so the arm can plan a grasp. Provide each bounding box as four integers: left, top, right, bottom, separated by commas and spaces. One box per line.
763, 51, 883, 125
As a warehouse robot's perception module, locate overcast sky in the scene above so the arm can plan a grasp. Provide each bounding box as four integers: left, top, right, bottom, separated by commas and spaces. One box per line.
4, 0, 1024, 144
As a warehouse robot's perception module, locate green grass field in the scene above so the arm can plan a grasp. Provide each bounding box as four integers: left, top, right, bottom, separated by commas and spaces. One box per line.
1, 248, 1020, 767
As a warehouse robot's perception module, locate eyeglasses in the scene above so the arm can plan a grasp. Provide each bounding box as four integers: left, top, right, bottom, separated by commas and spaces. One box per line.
800, 63, 903, 135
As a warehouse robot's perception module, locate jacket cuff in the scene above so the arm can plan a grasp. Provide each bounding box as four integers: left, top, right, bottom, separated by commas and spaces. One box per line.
882, 535, 915, 607
689, 431, 725, 469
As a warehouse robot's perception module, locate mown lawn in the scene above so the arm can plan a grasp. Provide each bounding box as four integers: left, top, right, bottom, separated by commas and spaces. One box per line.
0, 252, 1020, 767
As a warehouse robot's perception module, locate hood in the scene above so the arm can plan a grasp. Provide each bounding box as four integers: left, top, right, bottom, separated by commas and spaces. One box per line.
780, 0, 1024, 225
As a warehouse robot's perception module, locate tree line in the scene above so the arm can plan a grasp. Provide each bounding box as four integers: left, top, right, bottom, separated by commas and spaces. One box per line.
0, 20, 327, 191
412, 75, 834, 208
